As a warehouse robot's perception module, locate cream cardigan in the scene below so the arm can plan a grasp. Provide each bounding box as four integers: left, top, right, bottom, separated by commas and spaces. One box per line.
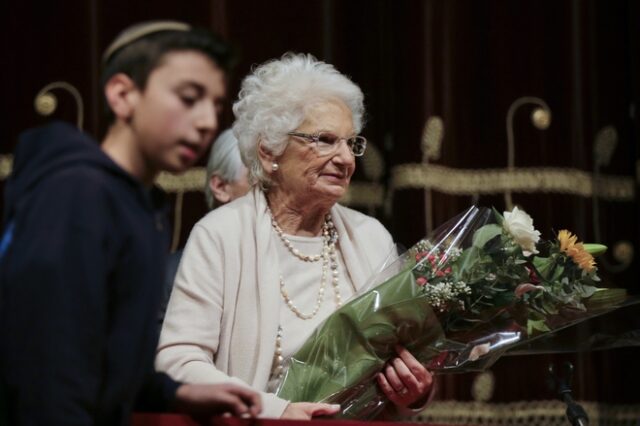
156, 188, 395, 418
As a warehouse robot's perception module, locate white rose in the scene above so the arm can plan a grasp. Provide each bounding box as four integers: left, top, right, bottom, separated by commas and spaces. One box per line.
503, 207, 541, 256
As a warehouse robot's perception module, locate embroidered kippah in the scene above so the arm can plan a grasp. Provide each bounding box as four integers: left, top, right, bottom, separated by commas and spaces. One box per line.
102, 21, 191, 64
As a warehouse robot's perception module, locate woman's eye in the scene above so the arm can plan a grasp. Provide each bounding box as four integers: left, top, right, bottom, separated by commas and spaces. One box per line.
318, 134, 338, 145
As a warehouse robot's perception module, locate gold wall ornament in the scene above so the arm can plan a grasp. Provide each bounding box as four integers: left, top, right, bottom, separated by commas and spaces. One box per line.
422, 116, 445, 162
155, 168, 207, 192
35, 93, 57, 116
34, 82, 85, 130
531, 107, 551, 130
471, 371, 495, 402
421, 116, 445, 234
360, 140, 385, 181
0, 155, 12, 180
612, 241, 634, 266
170, 191, 185, 253
155, 170, 205, 251
414, 400, 640, 426
594, 125, 618, 167
505, 96, 552, 209
591, 125, 633, 273
339, 182, 385, 214
390, 163, 635, 201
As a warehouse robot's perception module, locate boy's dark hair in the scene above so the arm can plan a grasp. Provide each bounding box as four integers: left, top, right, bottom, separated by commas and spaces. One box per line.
100, 21, 235, 125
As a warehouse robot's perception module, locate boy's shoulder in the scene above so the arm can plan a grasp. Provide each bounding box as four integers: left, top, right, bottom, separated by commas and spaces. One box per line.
11, 121, 139, 200
4, 122, 153, 232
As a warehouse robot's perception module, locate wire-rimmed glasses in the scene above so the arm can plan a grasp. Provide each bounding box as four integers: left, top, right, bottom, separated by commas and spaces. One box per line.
288, 131, 367, 157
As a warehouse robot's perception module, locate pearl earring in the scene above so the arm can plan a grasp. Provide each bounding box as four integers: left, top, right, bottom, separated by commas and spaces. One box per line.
272, 162, 279, 172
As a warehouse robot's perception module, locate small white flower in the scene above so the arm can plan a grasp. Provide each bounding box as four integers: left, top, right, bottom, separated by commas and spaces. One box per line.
503, 206, 541, 256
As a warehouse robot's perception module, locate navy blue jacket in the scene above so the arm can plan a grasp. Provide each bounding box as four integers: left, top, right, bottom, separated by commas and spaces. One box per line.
0, 122, 180, 425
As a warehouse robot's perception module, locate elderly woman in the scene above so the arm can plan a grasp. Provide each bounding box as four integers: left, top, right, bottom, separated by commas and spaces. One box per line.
205, 129, 250, 209
156, 53, 433, 419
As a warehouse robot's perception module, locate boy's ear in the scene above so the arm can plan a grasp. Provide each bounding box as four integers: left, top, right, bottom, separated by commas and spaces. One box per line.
104, 73, 140, 120
257, 138, 276, 176
209, 175, 231, 204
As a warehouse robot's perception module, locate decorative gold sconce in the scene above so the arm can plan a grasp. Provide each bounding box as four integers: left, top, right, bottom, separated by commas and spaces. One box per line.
0, 81, 85, 198
505, 97, 552, 209
34, 81, 85, 130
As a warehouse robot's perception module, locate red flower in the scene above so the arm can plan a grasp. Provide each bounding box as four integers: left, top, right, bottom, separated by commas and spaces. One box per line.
526, 266, 540, 284
416, 277, 428, 286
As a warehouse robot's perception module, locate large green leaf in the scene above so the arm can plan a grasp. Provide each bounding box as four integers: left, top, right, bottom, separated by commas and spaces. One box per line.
472, 224, 503, 249
583, 243, 607, 256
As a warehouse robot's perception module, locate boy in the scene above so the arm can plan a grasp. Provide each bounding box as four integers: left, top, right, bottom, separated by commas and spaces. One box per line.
0, 21, 261, 425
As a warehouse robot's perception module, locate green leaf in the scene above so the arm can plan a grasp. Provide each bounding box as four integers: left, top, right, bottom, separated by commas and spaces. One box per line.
454, 246, 481, 276
491, 207, 505, 225
472, 224, 503, 249
583, 243, 607, 256
527, 319, 550, 335
532, 256, 552, 280
584, 288, 627, 309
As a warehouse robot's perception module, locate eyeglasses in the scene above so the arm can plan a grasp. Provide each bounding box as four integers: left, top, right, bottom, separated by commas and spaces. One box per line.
287, 131, 367, 157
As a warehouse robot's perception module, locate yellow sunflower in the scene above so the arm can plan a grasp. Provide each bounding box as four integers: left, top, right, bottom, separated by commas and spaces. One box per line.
557, 229, 596, 272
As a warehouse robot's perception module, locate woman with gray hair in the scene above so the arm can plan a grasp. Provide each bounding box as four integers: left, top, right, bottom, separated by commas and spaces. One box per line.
157, 53, 434, 419
205, 129, 250, 209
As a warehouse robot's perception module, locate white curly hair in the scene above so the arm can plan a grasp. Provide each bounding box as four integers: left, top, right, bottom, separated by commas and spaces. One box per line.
232, 52, 365, 188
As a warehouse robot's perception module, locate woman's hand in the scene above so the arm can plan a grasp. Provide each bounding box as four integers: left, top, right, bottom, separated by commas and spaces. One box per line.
377, 345, 434, 409
281, 402, 341, 419
173, 383, 262, 418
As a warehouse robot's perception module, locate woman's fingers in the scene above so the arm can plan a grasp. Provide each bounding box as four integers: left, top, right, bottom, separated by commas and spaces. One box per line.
377, 346, 435, 408
391, 357, 421, 394
384, 363, 407, 393
395, 345, 431, 383
377, 372, 403, 404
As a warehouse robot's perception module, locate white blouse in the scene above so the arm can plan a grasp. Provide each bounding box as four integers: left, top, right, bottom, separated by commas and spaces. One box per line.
267, 234, 354, 392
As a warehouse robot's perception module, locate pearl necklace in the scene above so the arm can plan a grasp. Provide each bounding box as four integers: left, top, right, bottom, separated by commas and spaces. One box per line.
267, 206, 342, 319
270, 212, 328, 262
272, 326, 285, 380
267, 205, 345, 384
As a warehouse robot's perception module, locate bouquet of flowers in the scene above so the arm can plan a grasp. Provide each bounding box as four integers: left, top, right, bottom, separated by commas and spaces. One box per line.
275, 206, 631, 419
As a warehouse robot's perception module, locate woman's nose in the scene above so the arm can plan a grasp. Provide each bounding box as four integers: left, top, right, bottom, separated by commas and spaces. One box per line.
332, 139, 356, 164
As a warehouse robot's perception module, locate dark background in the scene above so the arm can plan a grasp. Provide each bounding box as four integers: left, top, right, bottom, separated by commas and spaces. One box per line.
2, 0, 639, 405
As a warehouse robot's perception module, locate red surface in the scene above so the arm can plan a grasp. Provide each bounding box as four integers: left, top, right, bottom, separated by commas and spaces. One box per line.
131, 414, 456, 426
